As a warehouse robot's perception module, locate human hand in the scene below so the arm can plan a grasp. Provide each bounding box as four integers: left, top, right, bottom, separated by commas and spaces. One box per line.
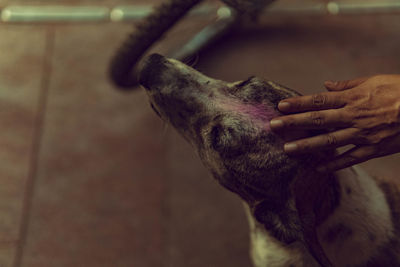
270, 74, 400, 172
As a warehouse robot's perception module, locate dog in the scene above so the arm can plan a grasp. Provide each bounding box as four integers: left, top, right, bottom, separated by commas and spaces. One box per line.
139, 53, 400, 267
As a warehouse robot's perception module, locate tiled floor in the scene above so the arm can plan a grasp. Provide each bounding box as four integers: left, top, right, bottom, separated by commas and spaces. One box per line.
17, 24, 170, 267
1, 2, 400, 267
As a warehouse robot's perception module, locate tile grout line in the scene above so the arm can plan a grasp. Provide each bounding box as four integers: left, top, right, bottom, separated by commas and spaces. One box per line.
13, 27, 55, 267
162, 131, 172, 267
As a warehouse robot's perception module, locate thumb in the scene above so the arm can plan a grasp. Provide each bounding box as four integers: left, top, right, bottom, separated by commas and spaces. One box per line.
324, 76, 368, 91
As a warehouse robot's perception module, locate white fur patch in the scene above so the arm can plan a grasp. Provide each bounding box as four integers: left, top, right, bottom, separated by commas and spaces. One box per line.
243, 203, 319, 267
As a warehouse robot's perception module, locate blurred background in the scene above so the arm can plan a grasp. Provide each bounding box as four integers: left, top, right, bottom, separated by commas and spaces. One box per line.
1, 0, 400, 266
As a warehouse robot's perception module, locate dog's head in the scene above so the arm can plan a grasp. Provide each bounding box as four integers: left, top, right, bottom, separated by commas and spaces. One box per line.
141, 54, 302, 195
139, 54, 335, 266
140, 53, 330, 199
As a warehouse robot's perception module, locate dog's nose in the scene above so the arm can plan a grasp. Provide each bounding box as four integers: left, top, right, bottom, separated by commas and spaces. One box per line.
139, 53, 168, 91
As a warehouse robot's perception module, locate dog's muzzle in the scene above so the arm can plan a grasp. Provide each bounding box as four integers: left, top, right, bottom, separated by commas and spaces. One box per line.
139, 53, 170, 91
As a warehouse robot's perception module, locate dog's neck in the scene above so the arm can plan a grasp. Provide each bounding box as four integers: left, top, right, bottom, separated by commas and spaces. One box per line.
318, 167, 396, 266
246, 166, 397, 267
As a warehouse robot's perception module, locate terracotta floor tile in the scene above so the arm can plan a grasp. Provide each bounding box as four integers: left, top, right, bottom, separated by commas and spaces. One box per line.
0, 246, 16, 267
0, 25, 47, 266
163, 131, 252, 267
18, 24, 168, 267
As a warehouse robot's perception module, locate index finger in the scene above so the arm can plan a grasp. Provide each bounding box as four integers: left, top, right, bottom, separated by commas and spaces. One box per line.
278, 91, 346, 113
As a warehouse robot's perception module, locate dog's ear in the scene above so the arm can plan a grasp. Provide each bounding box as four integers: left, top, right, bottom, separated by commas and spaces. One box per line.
230, 77, 300, 107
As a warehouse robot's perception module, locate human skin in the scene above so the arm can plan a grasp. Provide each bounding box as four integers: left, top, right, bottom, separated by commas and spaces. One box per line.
270, 74, 400, 172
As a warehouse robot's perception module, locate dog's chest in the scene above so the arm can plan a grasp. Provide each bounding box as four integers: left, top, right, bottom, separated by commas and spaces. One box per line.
316, 167, 398, 266
245, 167, 399, 267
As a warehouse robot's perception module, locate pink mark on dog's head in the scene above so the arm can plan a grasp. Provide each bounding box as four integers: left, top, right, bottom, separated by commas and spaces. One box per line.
238, 104, 278, 120
219, 100, 280, 131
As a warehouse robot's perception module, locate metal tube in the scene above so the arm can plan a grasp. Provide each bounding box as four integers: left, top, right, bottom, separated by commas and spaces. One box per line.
0, 5, 218, 23
1, 6, 110, 22
169, 7, 238, 61
1, 2, 400, 23
267, 2, 400, 16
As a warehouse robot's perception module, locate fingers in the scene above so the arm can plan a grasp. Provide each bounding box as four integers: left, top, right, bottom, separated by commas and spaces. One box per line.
324, 76, 368, 91
278, 76, 369, 113
270, 109, 351, 131
282, 128, 358, 154
277, 91, 346, 113
318, 145, 377, 172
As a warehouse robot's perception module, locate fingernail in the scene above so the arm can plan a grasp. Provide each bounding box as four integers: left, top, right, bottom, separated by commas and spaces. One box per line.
284, 143, 298, 153
270, 119, 284, 129
278, 102, 290, 111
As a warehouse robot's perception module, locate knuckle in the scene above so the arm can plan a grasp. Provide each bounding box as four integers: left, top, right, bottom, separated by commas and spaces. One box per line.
312, 94, 327, 106
375, 84, 389, 92
326, 134, 338, 146
309, 112, 324, 126
346, 90, 364, 102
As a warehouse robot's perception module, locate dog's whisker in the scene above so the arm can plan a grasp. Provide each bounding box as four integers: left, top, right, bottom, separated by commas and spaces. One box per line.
189, 53, 200, 68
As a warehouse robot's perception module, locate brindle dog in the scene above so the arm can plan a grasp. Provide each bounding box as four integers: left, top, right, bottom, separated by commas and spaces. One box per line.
139, 54, 400, 267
